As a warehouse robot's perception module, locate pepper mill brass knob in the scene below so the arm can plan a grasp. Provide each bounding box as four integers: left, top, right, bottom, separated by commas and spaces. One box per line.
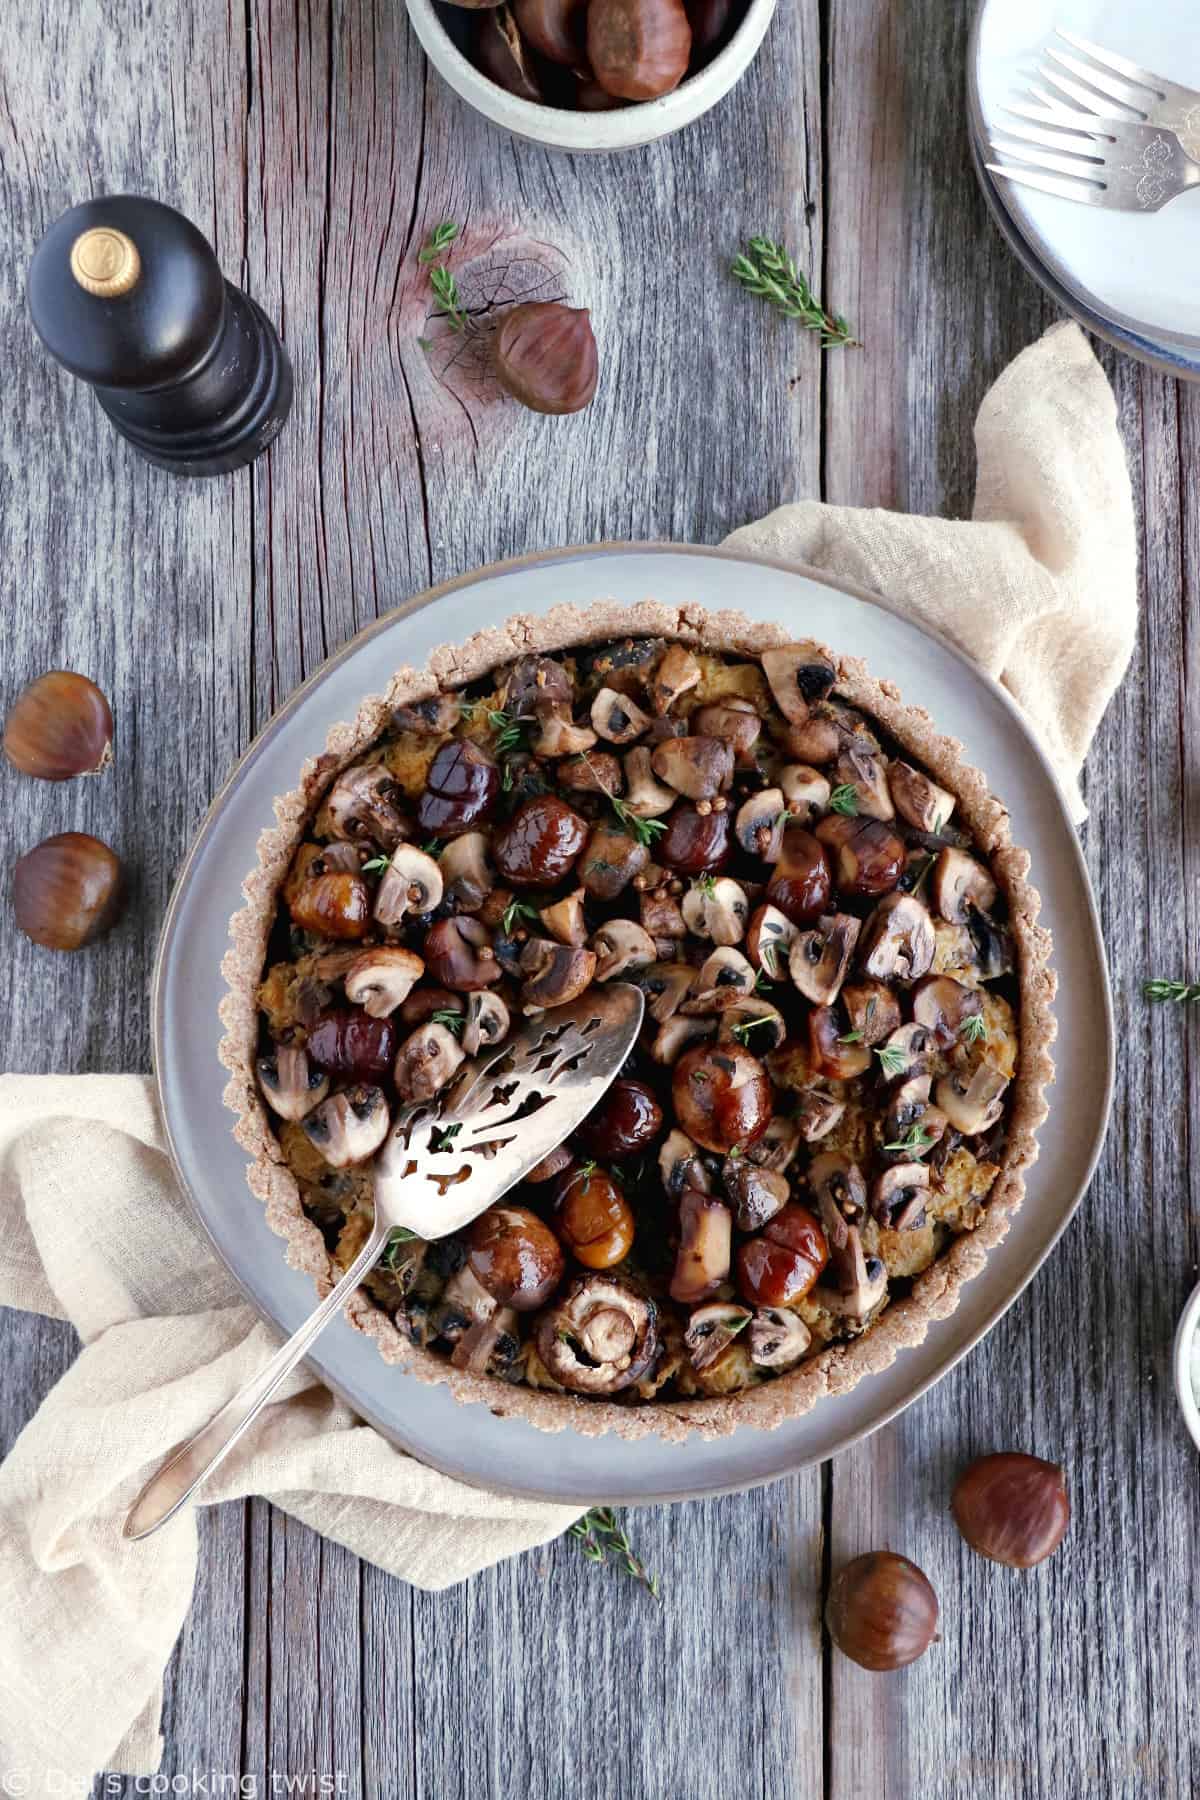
28, 194, 292, 477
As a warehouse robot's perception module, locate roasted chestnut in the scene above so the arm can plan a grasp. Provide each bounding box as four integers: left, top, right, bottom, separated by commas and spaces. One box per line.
416, 739, 500, 839
477, 6, 543, 98
736, 1204, 828, 1307
815, 815, 906, 900
12, 831, 124, 950
657, 802, 731, 875
422, 915, 503, 990
288, 871, 371, 940
467, 1204, 565, 1309
3, 671, 113, 781
587, 0, 692, 100
493, 794, 589, 887
766, 824, 832, 925
575, 1077, 663, 1158
672, 1043, 772, 1153
950, 1452, 1070, 1568
554, 1166, 636, 1268
513, 0, 588, 61
826, 1552, 940, 1671
306, 1007, 398, 1081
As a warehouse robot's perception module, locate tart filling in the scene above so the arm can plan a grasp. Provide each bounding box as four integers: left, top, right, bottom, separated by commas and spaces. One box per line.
220, 602, 1055, 1442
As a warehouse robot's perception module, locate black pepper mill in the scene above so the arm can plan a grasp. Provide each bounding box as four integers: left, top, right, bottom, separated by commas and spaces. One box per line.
27, 194, 292, 476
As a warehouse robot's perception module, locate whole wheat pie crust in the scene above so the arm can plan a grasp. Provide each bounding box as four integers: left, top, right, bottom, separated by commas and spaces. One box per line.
219, 600, 1056, 1443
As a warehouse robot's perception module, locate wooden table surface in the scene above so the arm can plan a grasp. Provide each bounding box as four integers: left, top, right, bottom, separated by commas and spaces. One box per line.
3, 2, 1198, 1796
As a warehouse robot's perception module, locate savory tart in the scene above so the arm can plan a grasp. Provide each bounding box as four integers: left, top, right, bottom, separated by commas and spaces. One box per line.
220, 601, 1055, 1441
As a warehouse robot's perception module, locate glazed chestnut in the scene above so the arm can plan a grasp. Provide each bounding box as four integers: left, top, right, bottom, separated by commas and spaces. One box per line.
467, 1204, 565, 1310
3, 671, 113, 781
766, 824, 832, 926
423, 915, 503, 991
826, 1552, 940, 1671
672, 1043, 772, 1154
513, 0, 588, 61
416, 739, 500, 839
587, 0, 692, 100
737, 1203, 829, 1307
815, 815, 906, 900
493, 303, 599, 416
493, 795, 589, 887
554, 1166, 636, 1269
657, 802, 731, 876
288, 871, 371, 940
476, 6, 542, 99
575, 1077, 663, 1158
306, 1008, 399, 1081
950, 1452, 1070, 1568
12, 832, 124, 950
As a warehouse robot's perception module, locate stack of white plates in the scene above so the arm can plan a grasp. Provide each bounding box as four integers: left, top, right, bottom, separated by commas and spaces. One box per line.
969, 0, 1200, 380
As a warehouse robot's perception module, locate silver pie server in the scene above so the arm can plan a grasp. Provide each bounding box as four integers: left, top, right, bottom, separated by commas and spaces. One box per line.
124, 983, 644, 1541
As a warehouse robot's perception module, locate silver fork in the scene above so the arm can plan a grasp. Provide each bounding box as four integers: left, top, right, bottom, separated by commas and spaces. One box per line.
986, 107, 1200, 212
1040, 28, 1200, 162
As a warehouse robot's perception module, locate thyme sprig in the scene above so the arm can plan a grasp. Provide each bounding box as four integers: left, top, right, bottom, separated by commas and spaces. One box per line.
501, 897, 540, 936
418, 220, 459, 264
1145, 979, 1200, 1005
960, 1013, 988, 1045
731, 237, 860, 348
578, 751, 667, 849
361, 853, 391, 875
419, 218, 466, 333
430, 1008, 465, 1036
731, 1013, 775, 1044
882, 1122, 936, 1157
567, 1506, 661, 1599
829, 784, 860, 817
875, 1043, 908, 1079
382, 1227, 419, 1272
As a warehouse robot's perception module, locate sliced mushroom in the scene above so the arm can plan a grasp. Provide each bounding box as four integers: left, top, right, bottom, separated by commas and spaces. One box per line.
694, 700, 761, 765
640, 886, 687, 939
888, 761, 956, 833
748, 1306, 812, 1370
257, 1045, 329, 1121
841, 978, 902, 1046
393, 1021, 466, 1101
930, 848, 998, 924
876, 1020, 934, 1081
527, 1143, 575, 1183
579, 823, 649, 899
911, 974, 982, 1044
814, 1232, 888, 1319
451, 1306, 520, 1375
684, 1302, 753, 1372
650, 1014, 716, 1065
535, 1275, 658, 1395
437, 831, 494, 913
682, 875, 749, 946
300, 1083, 390, 1167
717, 997, 787, 1054
793, 1089, 847, 1142
343, 946, 425, 1018
966, 909, 1015, 980
761, 642, 837, 722
808, 1152, 868, 1250
659, 1128, 712, 1198
722, 1159, 789, 1232
390, 693, 462, 736
783, 710, 841, 765
590, 686, 652, 745
650, 643, 702, 714
681, 946, 757, 1014
883, 1073, 933, 1148
779, 764, 832, 825
429, 1263, 498, 1341
859, 892, 936, 982
639, 960, 697, 1023
519, 938, 597, 1011
373, 843, 445, 926
735, 788, 788, 860
318, 762, 410, 848
808, 1007, 872, 1081
621, 746, 677, 818
745, 902, 799, 980
422, 915, 502, 991
501, 654, 572, 715
669, 1189, 733, 1303
835, 744, 894, 821
461, 989, 510, 1056
871, 1161, 930, 1229
936, 1062, 1009, 1134
557, 749, 622, 796
746, 1114, 801, 1173
530, 705, 597, 758
592, 917, 657, 981
650, 735, 734, 801
789, 912, 861, 1005
538, 887, 588, 948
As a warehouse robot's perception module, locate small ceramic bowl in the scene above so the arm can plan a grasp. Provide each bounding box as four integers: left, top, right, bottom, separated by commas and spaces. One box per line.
1173, 1278, 1200, 1452
405, 0, 778, 152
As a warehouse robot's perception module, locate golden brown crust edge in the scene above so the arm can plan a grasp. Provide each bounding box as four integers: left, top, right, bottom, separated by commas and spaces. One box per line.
218, 600, 1057, 1445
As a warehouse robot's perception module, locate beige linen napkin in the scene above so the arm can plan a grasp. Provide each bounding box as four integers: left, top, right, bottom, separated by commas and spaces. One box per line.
725, 321, 1137, 823
0, 1074, 581, 1794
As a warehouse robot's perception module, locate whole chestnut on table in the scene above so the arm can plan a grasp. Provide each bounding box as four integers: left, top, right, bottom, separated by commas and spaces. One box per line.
672, 1043, 772, 1154
416, 739, 500, 839
951, 1452, 1070, 1568
554, 1166, 635, 1268
575, 1077, 663, 1158
493, 794, 589, 887
494, 304, 598, 417
3, 670, 113, 781
587, 0, 693, 100
657, 802, 731, 876
737, 1203, 828, 1307
766, 824, 832, 926
306, 1008, 398, 1082
13, 832, 124, 950
467, 1204, 565, 1309
826, 1552, 940, 1671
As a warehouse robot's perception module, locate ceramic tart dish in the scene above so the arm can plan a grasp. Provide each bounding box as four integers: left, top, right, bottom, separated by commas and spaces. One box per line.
219, 601, 1056, 1442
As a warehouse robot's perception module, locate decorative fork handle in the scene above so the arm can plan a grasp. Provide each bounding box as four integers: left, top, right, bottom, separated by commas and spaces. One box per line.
123, 1214, 390, 1541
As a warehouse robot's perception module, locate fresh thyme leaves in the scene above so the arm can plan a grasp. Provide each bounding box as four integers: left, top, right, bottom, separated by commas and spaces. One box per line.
576, 1160, 597, 1183
875, 1043, 908, 1079
382, 1227, 419, 1272
754, 969, 775, 992
430, 1008, 464, 1035
882, 1122, 936, 1156
428, 263, 466, 333
422, 838, 443, 858
829, 784, 860, 817
567, 1506, 661, 1599
501, 897, 540, 936
960, 1013, 988, 1045
732, 1014, 775, 1044
723, 1311, 752, 1339
611, 794, 667, 848
731, 237, 860, 349
418, 220, 459, 264
694, 873, 718, 898
430, 1121, 463, 1152
361, 853, 391, 875
838, 1028, 865, 1045
1145, 979, 1200, 1005
760, 941, 781, 980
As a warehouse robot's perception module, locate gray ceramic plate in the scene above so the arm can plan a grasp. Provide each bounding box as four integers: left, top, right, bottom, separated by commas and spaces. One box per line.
154, 544, 1112, 1504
